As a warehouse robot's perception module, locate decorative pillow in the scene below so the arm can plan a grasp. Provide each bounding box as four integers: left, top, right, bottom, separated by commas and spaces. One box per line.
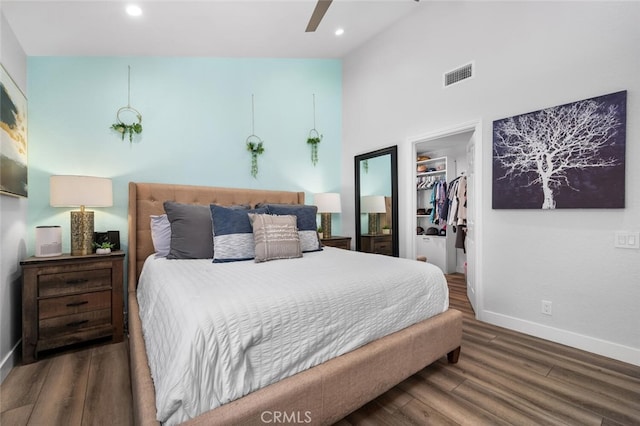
259, 204, 322, 252
150, 214, 171, 258
248, 213, 302, 263
163, 202, 214, 259
210, 204, 267, 263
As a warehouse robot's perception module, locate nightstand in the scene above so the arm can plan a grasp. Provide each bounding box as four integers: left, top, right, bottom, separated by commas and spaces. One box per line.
360, 234, 393, 256
20, 251, 125, 364
321, 236, 352, 250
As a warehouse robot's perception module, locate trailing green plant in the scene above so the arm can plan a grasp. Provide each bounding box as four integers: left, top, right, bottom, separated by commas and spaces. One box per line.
247, 141, 265, 178
307, 134, 322, 166
111, 122, 142, 143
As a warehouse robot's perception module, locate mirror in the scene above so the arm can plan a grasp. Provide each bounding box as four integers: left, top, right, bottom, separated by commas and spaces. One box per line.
354, 145, 399, 257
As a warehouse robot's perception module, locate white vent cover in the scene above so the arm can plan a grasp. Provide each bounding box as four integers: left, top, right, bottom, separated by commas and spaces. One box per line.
444, 62, 474, 87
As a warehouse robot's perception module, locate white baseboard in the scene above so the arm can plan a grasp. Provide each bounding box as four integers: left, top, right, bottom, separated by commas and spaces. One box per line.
0, 339, 21, 384
479, 310, 640, 367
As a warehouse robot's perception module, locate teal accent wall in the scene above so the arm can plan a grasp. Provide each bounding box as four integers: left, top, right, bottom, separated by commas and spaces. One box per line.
27, 57, 342, 258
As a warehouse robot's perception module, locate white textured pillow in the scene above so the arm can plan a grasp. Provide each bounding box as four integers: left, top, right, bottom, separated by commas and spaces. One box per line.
150, 214, 171, 258
249, 213, 302, 263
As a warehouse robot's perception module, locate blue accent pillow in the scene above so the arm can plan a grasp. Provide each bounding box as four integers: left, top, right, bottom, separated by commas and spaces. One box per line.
260, 204, 322, 252
210, 204, 267, 262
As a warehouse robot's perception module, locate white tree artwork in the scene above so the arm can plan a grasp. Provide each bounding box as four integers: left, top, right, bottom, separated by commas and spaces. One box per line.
492, 91, 626, 209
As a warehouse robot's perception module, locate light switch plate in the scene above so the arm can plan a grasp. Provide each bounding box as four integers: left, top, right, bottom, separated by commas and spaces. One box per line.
615, 231, 640, 249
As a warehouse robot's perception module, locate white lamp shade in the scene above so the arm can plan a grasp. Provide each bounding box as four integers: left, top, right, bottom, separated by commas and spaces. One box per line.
50, 175, 113, 208
314, 192, 342, 213
361, 195, 386, 213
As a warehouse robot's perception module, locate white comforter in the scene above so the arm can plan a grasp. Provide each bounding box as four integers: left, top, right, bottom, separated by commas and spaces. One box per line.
137, 247, 449, 424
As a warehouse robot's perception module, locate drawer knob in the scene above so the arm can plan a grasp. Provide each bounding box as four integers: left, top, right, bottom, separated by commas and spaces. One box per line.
66, 301, 89, 307
66, 319, 89, 327
66, 278, 89, 285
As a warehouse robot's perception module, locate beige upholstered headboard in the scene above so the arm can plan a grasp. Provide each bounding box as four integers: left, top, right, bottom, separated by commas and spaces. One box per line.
127, 182, 305, 292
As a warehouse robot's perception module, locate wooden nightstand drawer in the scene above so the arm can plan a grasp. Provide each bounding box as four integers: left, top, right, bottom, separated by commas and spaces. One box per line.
38, 269, 112, 297
321, 236, 352, 250
39, 308, 112, 339
360, 234, 393, 256
373, 241, 392, 253
38, 290, 112, 319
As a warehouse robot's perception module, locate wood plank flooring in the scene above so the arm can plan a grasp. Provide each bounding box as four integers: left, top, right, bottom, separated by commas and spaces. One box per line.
0, 339, 132, 425
1, 273, 639, 425
342, 274, 640, 425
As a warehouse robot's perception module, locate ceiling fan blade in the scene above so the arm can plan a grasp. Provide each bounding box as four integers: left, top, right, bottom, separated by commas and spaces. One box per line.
305, 0, 333, 32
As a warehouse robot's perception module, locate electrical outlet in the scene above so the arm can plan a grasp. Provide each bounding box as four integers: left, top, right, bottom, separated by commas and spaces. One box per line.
541, 300, 552, 316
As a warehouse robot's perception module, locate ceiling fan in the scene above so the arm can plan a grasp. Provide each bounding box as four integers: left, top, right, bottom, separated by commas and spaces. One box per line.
305, 0, 333, 32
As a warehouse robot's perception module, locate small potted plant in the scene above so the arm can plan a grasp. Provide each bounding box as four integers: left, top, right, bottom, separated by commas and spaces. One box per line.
382, 225, 391, 235
317, 226, 324, 239
94, 241, 114, 255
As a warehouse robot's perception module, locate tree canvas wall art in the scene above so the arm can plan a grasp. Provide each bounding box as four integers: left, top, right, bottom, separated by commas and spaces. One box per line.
1, 65, 28, 198
492, 91, 626, 209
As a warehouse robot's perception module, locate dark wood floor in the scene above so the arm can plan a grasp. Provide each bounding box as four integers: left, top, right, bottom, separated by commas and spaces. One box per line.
2, 273, 639, 425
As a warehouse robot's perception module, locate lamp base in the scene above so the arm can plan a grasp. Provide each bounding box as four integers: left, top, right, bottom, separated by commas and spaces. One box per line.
321, 212, 332, 239
71, 210, 94, 256
368, 213, 380, 235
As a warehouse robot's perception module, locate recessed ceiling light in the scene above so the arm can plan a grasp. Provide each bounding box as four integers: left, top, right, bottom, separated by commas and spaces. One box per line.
335, 28, 345, 36
126, 4, 142, 17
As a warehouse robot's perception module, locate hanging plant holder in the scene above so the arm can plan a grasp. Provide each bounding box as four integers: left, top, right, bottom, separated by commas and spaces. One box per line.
307, 128, 322, 166
306, 94, 323, 166
246, 135, 264, 179
246, 94, 265, 178
111, 65, 143, 143
112, 106, 142, 142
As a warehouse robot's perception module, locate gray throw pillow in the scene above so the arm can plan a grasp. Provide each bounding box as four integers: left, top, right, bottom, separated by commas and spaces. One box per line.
164, 202, 213, 259
150, 214, 171, 258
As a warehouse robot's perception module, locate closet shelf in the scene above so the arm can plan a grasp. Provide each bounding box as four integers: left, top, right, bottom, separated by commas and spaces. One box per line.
417, 170, 446, 177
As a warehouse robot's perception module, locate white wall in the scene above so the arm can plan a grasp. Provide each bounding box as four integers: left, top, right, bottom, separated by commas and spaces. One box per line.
0, 9, 28, 382
342, 1, 639, 365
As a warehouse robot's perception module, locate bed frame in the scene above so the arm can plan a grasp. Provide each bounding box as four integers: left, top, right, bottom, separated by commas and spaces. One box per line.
127, 182, 462, 425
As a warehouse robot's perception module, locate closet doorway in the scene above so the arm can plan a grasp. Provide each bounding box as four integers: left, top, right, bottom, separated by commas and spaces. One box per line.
411, 122, 481, 314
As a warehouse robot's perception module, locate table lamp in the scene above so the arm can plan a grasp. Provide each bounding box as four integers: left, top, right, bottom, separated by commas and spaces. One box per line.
50, 175, 113, 256
314, 192, 341, 239
361, 195, 386, 235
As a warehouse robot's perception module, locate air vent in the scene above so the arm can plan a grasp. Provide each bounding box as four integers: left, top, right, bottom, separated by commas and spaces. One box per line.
444, 62, 474, 87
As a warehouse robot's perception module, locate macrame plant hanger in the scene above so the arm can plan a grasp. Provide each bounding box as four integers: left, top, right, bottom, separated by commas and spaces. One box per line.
246, 94, 264, 178
111, 65, 143, 143
306, 94, 322, 166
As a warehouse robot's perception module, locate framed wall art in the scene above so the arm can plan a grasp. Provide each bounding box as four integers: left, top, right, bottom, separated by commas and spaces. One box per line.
1, 64, 28, 198
492, 91, 626, 209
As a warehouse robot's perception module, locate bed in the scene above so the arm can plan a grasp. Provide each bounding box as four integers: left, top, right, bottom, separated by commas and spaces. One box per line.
127, 182, 462, 425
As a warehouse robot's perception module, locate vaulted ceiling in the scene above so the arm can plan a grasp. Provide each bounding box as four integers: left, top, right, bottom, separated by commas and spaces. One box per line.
2, 0, 421, 57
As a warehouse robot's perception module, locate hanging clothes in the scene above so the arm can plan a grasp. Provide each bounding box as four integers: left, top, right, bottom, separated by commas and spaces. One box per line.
447, 176, 461, 226
456, 175, 467, 226
429, 179, 448, 225
446, 174, 468, 251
